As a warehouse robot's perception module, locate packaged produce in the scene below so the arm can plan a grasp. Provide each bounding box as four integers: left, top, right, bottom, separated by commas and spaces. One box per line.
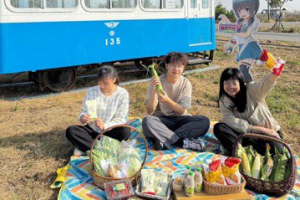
94, 136, 121, 156
173, 177, 184, 192
85, 100, 97, 120
256, 50, 285, 76
184, 172, 195, 197
141, 169, 156, 195
92, 148, 117, 176
204, 160, 226, 185
105, 179, 134, 200
194, 168, 203, 192
222, 157, 242, 185
154, 172, 169, 197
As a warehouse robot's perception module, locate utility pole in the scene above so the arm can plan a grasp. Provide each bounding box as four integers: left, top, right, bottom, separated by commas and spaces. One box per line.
267, 0, 270, 22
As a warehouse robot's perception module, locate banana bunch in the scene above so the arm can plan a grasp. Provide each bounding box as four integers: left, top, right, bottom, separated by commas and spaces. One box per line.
236, 144, 291, 182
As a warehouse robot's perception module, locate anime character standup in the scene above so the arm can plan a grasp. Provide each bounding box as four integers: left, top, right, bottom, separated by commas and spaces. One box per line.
232, 0, 262, 83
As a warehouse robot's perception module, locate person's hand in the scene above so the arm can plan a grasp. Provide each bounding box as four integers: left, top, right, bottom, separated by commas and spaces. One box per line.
95, 118, 105, 130
151, 77, 161, 93
158, 90, 171, 103
263, 128, 281, 139
80, 114, 92, 124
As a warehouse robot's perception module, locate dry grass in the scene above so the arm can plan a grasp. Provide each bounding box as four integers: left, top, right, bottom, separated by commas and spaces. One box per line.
0, 37, 299, 199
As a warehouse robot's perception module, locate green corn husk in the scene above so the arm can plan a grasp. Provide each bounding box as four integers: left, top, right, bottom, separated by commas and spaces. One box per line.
236, 143, 243, 159
246, 145, 255, 169
274, 148, 288, 182
242, 150, 251, 176
252, 152, 261, 179
148, 63, 163, 94
284, 147, 292, 180
261, 144, 274, 180
270, 146, 281, 181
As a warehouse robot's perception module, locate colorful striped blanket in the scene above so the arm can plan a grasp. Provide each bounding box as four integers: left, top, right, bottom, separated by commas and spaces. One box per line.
58, 118, 300, 200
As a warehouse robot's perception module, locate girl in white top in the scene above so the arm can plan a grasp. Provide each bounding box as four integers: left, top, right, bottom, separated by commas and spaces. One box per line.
66, 65, 130, 155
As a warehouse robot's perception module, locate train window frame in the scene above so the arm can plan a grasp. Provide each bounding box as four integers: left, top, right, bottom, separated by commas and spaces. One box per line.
82, 0, 137, 12
202, 0, 208, 9
4, 0, 79, 13
140, 0, 184, 12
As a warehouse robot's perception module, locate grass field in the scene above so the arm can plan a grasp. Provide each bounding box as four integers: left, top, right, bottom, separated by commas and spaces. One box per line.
0, 37, 299, 199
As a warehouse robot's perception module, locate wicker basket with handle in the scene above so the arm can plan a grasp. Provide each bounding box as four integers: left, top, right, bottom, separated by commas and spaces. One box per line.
89, 124, 148, 189
203, 172, 246, 195
232, 133, 296, 197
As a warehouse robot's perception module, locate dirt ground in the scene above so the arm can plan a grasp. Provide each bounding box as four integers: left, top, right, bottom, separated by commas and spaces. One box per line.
0, 37, 299, 199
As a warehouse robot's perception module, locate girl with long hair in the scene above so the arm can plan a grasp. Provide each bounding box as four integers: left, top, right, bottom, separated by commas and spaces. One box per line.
214, 68, 283, 155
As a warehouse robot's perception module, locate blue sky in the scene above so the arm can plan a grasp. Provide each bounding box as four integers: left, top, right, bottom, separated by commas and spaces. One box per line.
215, 0, 300, 12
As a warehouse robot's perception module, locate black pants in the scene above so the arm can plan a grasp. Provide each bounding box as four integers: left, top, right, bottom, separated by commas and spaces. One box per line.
213, 123, 283, 156
66, 125, 131, 152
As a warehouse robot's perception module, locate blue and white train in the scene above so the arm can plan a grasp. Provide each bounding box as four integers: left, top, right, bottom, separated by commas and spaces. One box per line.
0, 0, 216, 91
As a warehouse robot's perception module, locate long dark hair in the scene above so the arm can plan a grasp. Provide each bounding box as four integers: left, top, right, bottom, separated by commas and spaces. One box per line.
97, 65, 120, 85
219, 68, 247, 113
233, 0, 259, 32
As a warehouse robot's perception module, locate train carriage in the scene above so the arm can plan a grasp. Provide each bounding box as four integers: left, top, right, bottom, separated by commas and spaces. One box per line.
0, 0, 216, 91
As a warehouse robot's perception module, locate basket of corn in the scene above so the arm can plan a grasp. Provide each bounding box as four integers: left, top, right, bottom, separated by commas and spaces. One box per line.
232, 133, 296, 197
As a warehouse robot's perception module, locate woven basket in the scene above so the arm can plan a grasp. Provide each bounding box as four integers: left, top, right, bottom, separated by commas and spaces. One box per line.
232, 133, 296, 197
89, 124, 148, 189
203, 174, 246, 195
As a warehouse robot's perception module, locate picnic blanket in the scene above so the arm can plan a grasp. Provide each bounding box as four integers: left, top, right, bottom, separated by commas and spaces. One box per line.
57, 118, 300, 200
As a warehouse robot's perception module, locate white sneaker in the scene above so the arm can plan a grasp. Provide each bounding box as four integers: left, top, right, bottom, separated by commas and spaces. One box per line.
183, 138, 206, 151
73, 147, 86, 157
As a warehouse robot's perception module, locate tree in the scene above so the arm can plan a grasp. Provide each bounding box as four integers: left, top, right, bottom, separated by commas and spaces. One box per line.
215, 4, 235, 23
269, 0, 293, 31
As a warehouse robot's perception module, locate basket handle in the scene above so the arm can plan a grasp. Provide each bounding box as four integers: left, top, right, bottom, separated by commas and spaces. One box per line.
89, 124, 148, 171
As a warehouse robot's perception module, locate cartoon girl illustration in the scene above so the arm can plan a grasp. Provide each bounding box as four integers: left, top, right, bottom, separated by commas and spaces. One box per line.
232, 0, 262, 83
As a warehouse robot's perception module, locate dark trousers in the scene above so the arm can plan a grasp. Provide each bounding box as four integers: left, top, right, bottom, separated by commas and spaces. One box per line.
213, 122, 283, 155
142, 115, 210, 149
66, 125, 131, 152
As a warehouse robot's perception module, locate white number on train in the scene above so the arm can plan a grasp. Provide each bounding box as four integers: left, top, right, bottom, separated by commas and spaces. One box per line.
105, 38, 121, 46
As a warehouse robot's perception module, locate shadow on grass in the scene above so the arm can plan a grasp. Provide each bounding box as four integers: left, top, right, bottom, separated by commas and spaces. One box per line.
0, 128, 73, 160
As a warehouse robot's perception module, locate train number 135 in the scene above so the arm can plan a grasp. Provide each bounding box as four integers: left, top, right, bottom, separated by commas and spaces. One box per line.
105, 38, 121, 46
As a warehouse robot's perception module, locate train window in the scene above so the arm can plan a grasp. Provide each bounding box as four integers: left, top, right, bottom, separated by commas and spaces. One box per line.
190, 0, 196, 8
112, 0, 136, 8
46, 0, 77, 8
202, 0, 208, 9
10, 0, 42, 8
9, 0, 77, 8
142, 0, 161, 9
163, 0, 183, 9
85, 0, 109, 8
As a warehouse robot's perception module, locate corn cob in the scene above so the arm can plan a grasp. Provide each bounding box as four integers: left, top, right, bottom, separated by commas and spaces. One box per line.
236, 143, 243, 159
261, 144, 274, 180
251, 152, 261, 179
270, 146, 281, 181
284, 147, 292, 180
246, 146, 255, 169
242, 149, 251, 176
148, 63, 163, 94
274, 148, 288, 182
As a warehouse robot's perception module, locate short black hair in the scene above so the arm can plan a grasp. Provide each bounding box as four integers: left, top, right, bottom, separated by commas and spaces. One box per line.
165, 52, 189, 66
219, 68, 247, 113
97, 65, 120, 85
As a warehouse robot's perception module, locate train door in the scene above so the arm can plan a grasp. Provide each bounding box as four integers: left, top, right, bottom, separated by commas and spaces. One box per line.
188, 0, 213, 46
187, 0, 201, 45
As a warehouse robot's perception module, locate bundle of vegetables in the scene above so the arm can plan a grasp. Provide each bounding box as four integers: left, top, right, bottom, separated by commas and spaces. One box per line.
92, 137, 142, 178
236, 143, 291, 182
